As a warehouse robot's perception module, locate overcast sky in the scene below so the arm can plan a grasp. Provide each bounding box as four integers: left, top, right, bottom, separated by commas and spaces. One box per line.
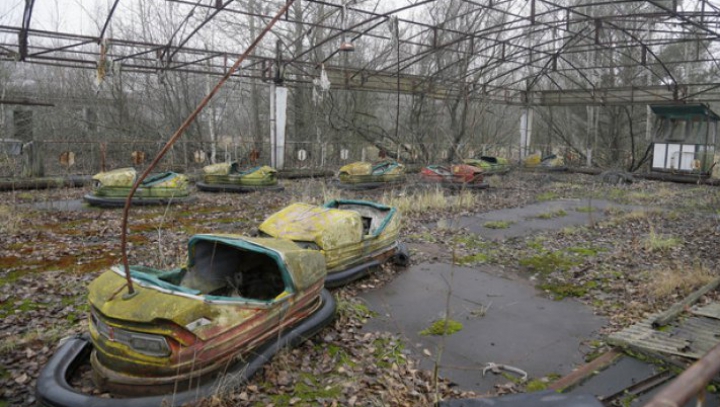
1, 0, 119, 35
4, 0, 720, 49
0, 0, 411, 36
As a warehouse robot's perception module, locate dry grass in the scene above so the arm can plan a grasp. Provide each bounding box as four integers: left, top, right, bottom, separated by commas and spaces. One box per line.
0, 326, 66, 356
289, 179, 341, 205
454, 190, 477, 211
619, 209, 663, 222
485, 175, 504, 189
382, 189, 476, 214
649, 263, 716, 299
643, 228, 682, 252
0, 204, 23, 234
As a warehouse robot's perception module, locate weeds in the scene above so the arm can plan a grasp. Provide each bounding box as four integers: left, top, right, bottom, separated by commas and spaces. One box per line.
644, 228, 681, 252
484, 220, 513, 229
649, 263, 715, 299
0, 205, 23, 234
268, 372, 342, 405
456, 252, 492, 264
519, 251, 578, 275
536, 192, 559, 202
336, 297, 376, 321
575, 206, 595, 213
382, 189, 476, 214
0, 326, 66, 355
486, 175, 504, 188
538, 282, 590, 300
559, 226, 581, 236
372, 337, 407, 368
536, 209, 567, 219
325, 344, 356, 367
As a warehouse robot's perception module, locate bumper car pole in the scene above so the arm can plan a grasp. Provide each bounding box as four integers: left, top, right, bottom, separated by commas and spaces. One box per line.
117, 0, 297, 297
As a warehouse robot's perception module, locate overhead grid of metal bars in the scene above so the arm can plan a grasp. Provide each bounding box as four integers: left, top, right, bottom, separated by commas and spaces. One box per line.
2, 0, 720, 106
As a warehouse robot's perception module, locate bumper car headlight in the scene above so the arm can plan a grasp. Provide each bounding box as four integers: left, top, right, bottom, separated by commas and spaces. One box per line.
127, 333, 171, 357
92, 311, 171, 357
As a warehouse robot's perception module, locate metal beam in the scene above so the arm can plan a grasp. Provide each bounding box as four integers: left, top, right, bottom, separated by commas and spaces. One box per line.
18, 0, 36, 61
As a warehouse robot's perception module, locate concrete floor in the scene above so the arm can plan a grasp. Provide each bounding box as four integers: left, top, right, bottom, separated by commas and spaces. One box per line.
361, 262, 606, 393
438, 199, 642, 240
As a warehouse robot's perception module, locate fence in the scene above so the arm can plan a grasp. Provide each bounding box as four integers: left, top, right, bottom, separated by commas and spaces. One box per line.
0, 138, 636, 178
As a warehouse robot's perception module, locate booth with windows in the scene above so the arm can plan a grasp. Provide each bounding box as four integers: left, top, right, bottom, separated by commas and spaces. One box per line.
650, 104, 719, 175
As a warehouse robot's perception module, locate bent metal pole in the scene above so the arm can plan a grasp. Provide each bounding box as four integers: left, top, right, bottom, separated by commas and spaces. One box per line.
119, 0, 297, 296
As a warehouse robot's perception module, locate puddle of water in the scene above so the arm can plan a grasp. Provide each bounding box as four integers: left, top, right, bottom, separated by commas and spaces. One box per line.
361, 262, 605, 392
438, 199, 642, 240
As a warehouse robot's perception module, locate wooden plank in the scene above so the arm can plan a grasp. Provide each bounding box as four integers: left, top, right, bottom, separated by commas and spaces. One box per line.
691, 303, 720, 320
651, 276, 720, 328
609, 313, 720, 360
548, 349, 623, 392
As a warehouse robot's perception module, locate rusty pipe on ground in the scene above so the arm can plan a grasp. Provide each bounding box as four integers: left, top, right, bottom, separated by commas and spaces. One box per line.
119, 0, 296, 296
644, 342, 720, 407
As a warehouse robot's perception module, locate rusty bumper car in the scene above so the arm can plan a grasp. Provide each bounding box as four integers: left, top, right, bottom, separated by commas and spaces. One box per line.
36, 235, 336, 407
463, 155, 512, 175
259, 199, 409, 287
523, 153, 568, 171
336, 160, 406, 190
420, 164, 489, 190
84, 167, 195, 208
196, 162, 284, 193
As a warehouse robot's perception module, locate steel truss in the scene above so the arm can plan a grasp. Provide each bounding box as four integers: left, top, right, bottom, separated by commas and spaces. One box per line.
1, 0, 720, 106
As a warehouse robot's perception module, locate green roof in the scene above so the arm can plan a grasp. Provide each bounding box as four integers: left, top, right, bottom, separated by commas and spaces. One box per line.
650, 104, 720, 121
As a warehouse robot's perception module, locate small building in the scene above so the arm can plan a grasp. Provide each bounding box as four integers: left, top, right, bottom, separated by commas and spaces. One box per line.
651, 104, 718, 175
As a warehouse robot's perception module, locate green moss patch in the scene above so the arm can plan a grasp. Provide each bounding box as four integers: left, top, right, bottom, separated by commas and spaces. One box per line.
456, 252, 491, 265
538, 281, 597, 300
420, 319, 464, 336
536, 209, 567, 219
267, 372, 342, 406
525, 379, 548, 392
519, 251, 579, 275
484, 220, 514, 229
536, 192, 559, 201
575, 206, 596, 213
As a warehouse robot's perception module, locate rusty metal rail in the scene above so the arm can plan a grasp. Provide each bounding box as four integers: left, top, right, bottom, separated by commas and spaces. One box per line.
118, 0, 296, 296
644, 342, 720, 407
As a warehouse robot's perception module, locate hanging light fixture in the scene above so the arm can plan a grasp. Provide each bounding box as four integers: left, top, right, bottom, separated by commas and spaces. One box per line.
339, 4, 355, 52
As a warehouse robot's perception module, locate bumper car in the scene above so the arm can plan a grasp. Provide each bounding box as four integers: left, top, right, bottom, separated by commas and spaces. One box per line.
463, 156, 511, 175
420, 164, 489, 190
36, 235, 336, 407
337, 160, 406, 190
84, 167, 194, 207
523, 153, 568, 171
259, 199, 409, 287
197, 162, 284, 193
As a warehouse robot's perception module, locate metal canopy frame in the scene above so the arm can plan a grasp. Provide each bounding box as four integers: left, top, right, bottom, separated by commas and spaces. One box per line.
2, 0, 720, 107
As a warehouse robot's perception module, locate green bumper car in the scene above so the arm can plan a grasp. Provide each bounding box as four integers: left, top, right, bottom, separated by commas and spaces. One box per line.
463, 156, 511, 175
337, 160, 406, 190
197, 162, 284, 193
84, 167, 194, 207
